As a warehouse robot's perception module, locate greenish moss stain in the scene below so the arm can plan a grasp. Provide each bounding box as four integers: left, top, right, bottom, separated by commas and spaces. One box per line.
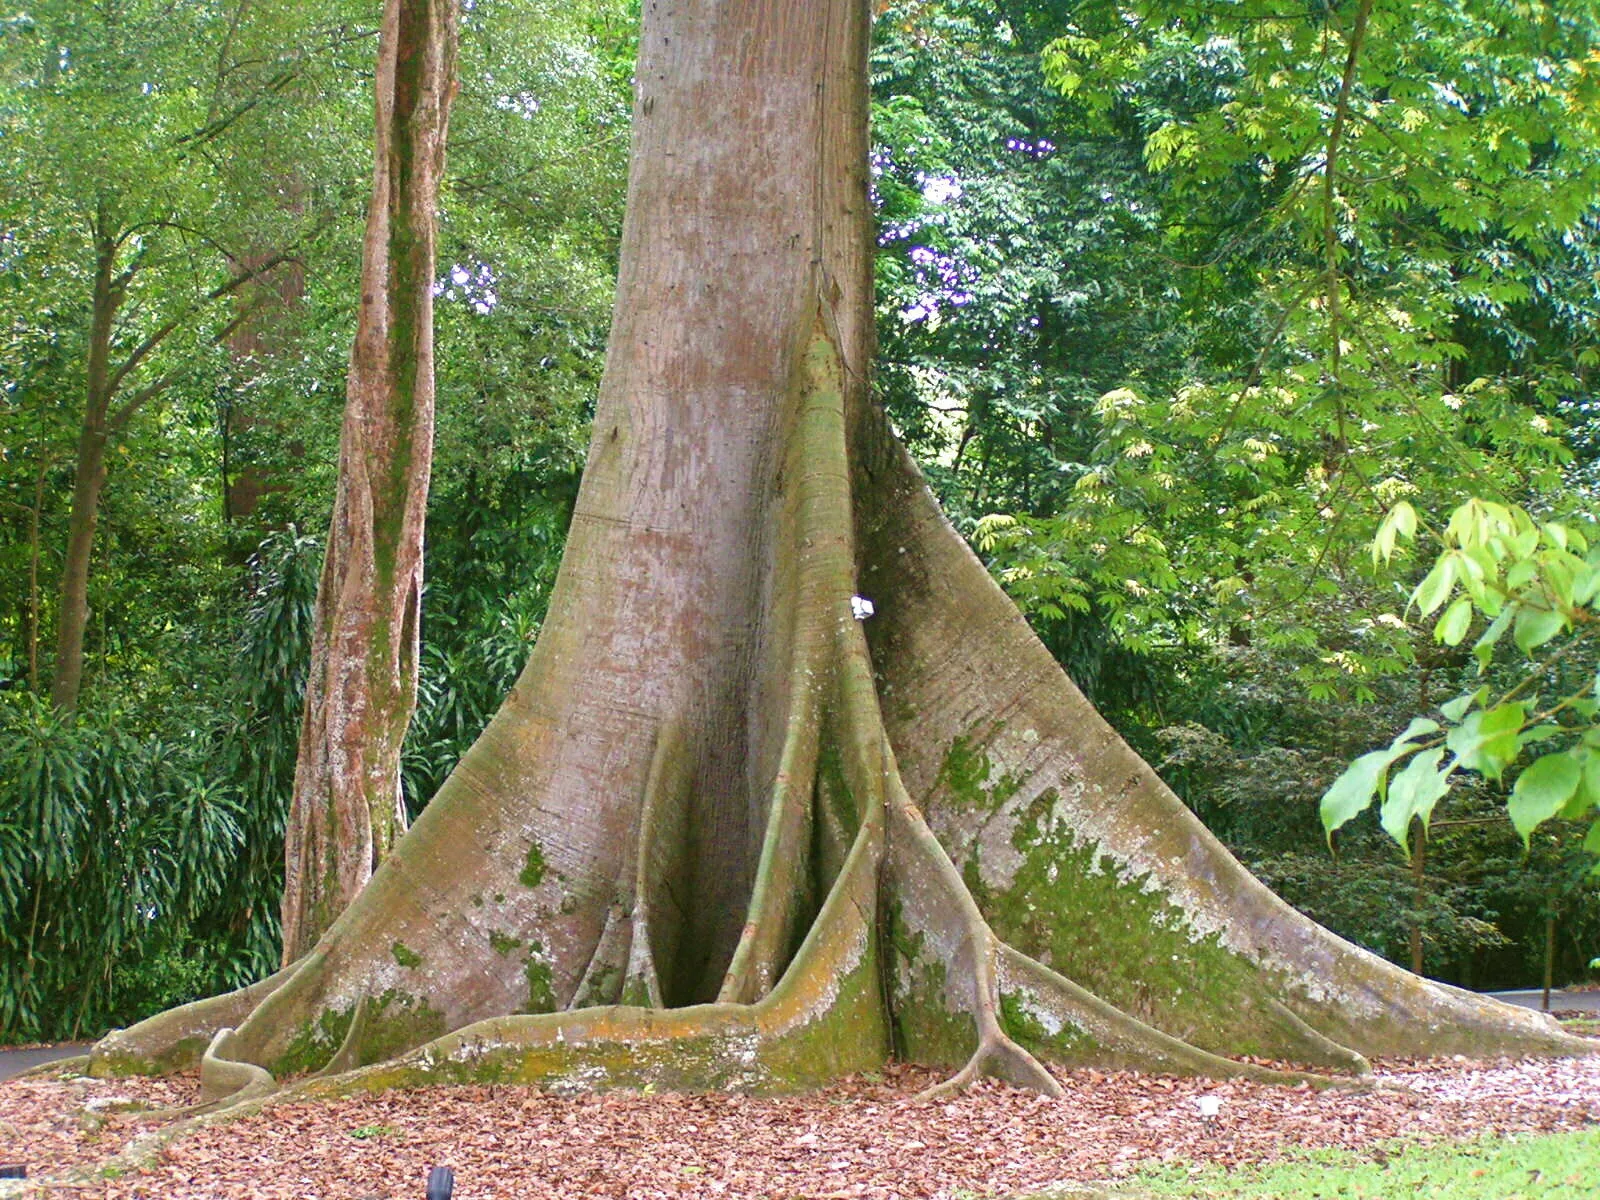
359, 989, 447, 1066
815, 740, 861, 841
319, 934, 890, 1096
390, 941, 423, 968
937, 734, 1021, 812
975, 797, 1278, 1056
274, 1004, 358, 1077
883, 901, 976, 1067
489, 930, 522, 957
998, 988, 1091, 1060
520, 841, 547, 888
90, 1031, 211, 1077
519, 941, 556, 1014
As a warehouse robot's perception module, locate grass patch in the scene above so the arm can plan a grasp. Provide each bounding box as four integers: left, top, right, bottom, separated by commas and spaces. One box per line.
1096, 1130, 1600, 1199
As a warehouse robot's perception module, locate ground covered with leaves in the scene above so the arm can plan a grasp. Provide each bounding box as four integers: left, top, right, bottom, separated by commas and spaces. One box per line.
2, 1052, 1598, 1198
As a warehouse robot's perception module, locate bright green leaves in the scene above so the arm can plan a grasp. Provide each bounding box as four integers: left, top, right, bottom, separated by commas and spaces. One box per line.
1381, 748, 1453, 848
1507, 753, 1582, 844
1321, 717, 1442, 844
1513, 605, 1567, 655
1371, 499, 1594, 664
1333, 498, 1600, 861
1436, 597, 1473, 647
1445, 704, 1527, 783
1372, 500, 1417, 566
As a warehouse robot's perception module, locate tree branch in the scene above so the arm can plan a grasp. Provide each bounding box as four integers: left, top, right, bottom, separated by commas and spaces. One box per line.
103, 247, 301, 401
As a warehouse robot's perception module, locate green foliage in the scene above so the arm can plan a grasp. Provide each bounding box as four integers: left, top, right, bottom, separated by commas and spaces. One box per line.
0, 695, 245, 1038
0, 0, 629, 1040
0, 525, 321, 1041
952, 0, 1600, 698
1323, 500, 1600, 861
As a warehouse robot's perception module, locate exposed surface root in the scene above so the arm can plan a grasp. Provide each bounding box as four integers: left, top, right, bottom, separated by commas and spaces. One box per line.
199, 1029, 276, 1107
89, 959, 302, 1077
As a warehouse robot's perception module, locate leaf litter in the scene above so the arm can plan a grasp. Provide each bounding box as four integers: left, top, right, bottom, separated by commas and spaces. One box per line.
2, 1052, 1597, 1198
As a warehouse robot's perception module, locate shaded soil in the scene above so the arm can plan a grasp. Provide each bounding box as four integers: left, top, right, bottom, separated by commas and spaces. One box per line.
2, 1053, 1597, 1199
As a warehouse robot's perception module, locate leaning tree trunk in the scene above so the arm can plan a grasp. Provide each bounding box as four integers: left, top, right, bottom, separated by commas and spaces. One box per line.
279, 0, 458, 963
95, 0, 1585, 1098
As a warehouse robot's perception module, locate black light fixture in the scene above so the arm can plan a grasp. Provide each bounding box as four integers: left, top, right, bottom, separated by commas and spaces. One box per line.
426, 1165, 454, 1199
0, 1166, 25, 1180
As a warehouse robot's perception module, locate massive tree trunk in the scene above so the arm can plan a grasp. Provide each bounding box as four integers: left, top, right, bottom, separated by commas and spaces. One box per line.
94, 0, 1585, 1098
279, 0, 458, 962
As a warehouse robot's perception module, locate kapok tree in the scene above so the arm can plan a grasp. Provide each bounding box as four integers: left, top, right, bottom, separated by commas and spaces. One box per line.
93, 0, 1585, 1102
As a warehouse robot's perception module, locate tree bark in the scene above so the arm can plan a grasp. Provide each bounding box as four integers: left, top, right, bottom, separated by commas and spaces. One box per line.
279, 0, 458, 963
94, 0, 1589, 1099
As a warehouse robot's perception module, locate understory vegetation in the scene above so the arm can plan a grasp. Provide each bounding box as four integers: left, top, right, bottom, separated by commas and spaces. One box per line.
3, 0, 1599, 1042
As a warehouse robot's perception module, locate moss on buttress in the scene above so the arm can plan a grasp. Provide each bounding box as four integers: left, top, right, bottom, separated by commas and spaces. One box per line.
882, 901, 978, 1067
997, 985, 1093, 1061
966, 782, 1282, 1056
90, 1035, 210, 1077
275, 1005, 358, 1077
520, 840, 547, 888
519, 940, 557, 1014
489, 930, 522, 957
938, 735, 1021, 813
360, 990, 448, 1064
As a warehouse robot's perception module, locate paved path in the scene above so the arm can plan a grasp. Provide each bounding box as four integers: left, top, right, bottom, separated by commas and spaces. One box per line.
0, 1045, 89, 1083
1486, 989, 1600, 1014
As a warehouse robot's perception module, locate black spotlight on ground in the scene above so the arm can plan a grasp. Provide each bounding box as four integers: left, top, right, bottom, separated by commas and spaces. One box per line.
425, 1165, 454, 1199
0, 1166, 26, 1180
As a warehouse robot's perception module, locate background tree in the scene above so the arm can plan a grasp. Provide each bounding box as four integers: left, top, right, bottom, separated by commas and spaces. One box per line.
0, 0, 366, 712
0, 0, 629, 1043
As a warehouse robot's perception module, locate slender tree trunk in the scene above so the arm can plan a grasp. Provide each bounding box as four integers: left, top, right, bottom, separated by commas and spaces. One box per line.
95, 0, 1588, 1096
24, 456, 51, 692
50, 235, 121, 713
1409, 819, 1426, 975
279, 0, 458, 963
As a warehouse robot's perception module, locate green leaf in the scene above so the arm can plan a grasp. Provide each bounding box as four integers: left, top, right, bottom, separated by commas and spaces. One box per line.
1446, 703, 1526, 782
1440, 687, 1487, 723
1574, 565, 1600, 606
1390, 717, 1441, 748
1373, 502, 1417, 564
1563, 756, 1600, 819
1413, 556, 1457, 616
1585, 820, 1600, 858
1321, 749, 1406, 840
1473, 606, 1513, 669
1508, 752, 1582, 844
1512, 604, 1565, 654
1380, 748, 1453, 849
1435, 596, 1473, 646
